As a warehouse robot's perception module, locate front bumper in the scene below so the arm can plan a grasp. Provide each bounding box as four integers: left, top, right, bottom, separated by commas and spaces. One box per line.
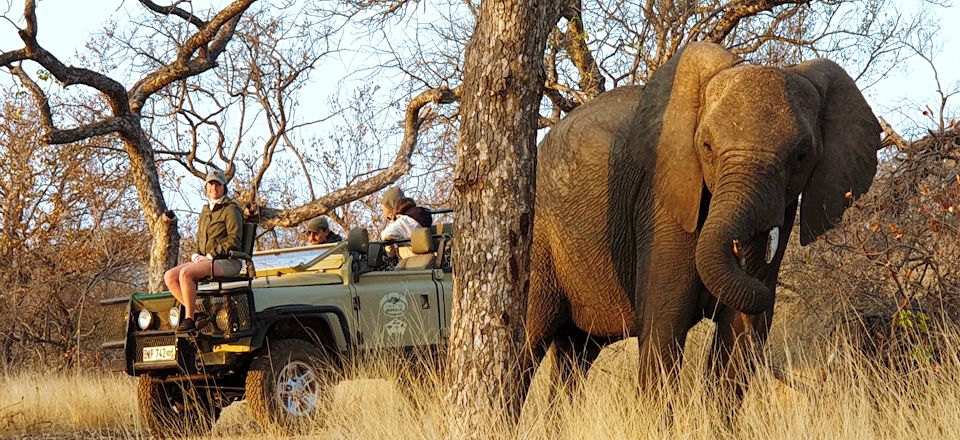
129, 331, 251, 374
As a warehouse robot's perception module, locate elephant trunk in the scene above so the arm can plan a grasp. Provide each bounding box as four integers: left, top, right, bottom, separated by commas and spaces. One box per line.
695, 173, 781, 315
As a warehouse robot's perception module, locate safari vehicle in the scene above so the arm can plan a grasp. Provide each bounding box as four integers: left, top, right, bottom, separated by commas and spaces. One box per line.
98, 212, 453, 434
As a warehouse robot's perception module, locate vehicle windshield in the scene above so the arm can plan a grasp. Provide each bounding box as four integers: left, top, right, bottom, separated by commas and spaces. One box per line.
252, 244, 339, 272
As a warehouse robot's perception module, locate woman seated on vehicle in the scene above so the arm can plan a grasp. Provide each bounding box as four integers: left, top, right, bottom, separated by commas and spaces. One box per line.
164, 170, 243, 332
379, 186, 432, 241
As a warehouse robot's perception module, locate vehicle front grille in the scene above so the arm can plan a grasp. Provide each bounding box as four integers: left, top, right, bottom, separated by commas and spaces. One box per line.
134, 334, 177, 363
196, 292, 252, 337
98, 297, 129, 346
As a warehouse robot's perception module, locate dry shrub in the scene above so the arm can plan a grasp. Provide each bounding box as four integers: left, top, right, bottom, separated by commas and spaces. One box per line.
779, 125, 960, 367
0, 92, 147, 370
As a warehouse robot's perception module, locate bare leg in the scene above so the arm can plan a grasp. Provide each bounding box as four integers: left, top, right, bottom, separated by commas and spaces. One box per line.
164, 263, 194, 303
177, 260, 221, 319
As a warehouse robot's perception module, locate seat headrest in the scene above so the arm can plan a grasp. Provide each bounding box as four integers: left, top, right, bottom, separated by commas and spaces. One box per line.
410, 228, 434, 254
432, 222, 453, 235
347, 227, 369, 253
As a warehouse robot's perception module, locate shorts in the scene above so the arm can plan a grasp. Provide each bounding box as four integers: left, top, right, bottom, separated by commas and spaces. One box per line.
212, 258, 243, 277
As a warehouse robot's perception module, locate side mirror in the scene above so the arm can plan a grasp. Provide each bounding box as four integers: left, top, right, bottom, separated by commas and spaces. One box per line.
367, 243, 385, 270
347, 227, 369, 253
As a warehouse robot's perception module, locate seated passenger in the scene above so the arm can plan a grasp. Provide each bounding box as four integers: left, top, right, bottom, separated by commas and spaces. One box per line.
379, 186, 432, 242
164, 170, 243, 332
304, 215, 343, 245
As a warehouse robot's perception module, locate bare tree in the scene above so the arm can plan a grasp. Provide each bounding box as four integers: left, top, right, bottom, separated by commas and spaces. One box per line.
337, 0, 942, 428
0, 0, 255, 292
0, 0, 457, 291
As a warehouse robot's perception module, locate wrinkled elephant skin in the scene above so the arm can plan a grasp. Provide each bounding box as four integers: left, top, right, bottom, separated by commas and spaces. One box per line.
523, 42, 881, 397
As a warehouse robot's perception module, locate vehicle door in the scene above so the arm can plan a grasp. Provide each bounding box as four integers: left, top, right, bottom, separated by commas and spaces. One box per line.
353, 268, 444, 349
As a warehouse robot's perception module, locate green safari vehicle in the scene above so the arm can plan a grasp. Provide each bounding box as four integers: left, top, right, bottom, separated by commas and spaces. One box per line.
98, 213, 453, 435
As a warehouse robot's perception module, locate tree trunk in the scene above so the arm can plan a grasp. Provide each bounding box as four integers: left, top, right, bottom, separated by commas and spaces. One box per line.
443, 0, 559, 436
121, 129, 180, 293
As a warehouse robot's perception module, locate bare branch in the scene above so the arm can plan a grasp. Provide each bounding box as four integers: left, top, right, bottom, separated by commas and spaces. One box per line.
128, 0, 255, 112
138, 0, 207, 29
705, 1, 812, 43
879, 117, 912, 151
9, 64, 52, 129
256, 86, 460, 227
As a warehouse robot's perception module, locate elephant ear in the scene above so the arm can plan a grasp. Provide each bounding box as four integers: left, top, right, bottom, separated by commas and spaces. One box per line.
633, 42, 741, 233
788, 59, 881, 245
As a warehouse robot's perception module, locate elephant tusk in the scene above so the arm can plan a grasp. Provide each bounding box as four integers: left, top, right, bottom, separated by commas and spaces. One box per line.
765, 227, 780, 264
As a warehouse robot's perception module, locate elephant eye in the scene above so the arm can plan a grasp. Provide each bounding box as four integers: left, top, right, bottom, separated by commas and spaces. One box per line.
703, 142, 713, 153
796, 153, 807, 162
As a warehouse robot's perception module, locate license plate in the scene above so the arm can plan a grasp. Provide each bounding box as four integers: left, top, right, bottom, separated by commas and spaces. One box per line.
142, 345, 176, 362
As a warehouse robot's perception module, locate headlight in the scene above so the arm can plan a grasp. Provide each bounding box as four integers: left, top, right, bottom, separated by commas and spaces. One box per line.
168, 307, 181, 328
137, 310, 154, 330
216, 306, 233, 332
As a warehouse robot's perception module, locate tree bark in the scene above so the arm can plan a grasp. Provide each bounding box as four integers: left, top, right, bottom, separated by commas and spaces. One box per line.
444, 0, 559, 436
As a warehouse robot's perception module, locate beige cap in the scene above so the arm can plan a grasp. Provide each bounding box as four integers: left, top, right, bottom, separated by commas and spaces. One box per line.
381, 186, 405, 212
305, 216, 330, 233
205, 169, 227, 185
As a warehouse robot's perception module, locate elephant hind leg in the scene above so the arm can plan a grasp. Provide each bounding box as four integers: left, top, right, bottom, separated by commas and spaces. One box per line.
552, 324, 609, 396
517, 239, 567, 415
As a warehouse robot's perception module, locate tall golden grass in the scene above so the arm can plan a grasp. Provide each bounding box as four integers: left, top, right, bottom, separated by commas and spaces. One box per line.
1, 330, 957, 439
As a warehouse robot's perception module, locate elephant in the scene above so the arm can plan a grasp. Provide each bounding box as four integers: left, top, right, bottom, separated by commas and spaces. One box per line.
522, 42, 881, 398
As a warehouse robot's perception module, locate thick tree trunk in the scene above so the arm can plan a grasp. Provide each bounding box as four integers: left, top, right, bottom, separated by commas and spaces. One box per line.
121, 128, 180, 293
443, 0, 559, 436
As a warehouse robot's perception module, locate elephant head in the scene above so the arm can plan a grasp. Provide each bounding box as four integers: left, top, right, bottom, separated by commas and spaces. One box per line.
633, 42, 881, 315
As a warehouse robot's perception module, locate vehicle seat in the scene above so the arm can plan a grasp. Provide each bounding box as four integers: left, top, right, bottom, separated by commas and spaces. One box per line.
432, 222, 453, 235
395, 228, 436, 270
201, 222, 258, 288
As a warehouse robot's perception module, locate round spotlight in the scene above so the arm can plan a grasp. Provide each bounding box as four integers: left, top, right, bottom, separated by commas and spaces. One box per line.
216, 307, 233, 332
168, 307, 181, 328
137, 310, 154, 330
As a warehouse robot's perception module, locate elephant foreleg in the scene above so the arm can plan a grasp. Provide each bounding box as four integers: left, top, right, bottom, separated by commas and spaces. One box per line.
634, 204, 702, 390
706, 200, 795, 398
707, 307, 772, 397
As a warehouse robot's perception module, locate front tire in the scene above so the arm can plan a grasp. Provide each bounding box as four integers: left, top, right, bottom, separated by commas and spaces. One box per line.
137, 376, 219, 436
245, 338, 339, 429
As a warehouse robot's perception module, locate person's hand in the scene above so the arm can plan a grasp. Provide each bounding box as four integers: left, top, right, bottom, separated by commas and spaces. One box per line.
191, 253, 207, 263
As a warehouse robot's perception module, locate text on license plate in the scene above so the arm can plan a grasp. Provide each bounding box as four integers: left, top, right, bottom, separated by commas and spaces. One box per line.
143, 345, 176, 362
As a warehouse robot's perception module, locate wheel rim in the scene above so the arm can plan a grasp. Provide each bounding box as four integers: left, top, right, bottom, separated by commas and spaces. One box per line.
275, 360, 321, 417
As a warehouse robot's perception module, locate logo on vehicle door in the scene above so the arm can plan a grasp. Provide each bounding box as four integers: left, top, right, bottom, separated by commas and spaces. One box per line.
380, 292, 408, 317
386, 318, 407, 336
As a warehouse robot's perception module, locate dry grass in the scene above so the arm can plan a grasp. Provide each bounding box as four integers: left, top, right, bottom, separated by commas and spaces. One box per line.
1, 331, 958, 440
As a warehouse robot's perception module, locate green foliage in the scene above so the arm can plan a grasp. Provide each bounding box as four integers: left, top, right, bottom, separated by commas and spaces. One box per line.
897, 309, 930, 332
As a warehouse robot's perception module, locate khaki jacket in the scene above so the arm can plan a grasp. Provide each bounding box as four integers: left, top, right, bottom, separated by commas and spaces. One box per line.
197, 198, 243, 258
